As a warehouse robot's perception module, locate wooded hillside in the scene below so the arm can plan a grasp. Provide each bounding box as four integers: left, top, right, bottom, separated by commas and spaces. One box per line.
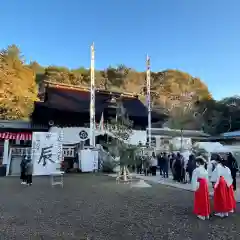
1, 44, 239, 135
0, 45, 38, 120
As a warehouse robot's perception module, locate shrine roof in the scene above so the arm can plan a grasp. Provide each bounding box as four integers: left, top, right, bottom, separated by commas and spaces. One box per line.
39, 81, 139, 99
35, 81, 167, 121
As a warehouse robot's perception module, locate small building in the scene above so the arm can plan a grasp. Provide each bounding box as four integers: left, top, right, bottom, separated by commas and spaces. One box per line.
147, 128, 210, 152
0, 120, 48, 176
208, 130, 240, 146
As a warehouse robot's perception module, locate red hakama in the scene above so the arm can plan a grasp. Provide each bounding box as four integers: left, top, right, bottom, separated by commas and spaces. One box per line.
193, 178, 210, 217
226, 185, 236, 212
213, 176, 228, 213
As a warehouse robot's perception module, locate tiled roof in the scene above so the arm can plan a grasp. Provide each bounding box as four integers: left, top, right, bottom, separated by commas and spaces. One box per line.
35, 86, 166, 121
221, 131, 240, 137
0, 120, 48, 130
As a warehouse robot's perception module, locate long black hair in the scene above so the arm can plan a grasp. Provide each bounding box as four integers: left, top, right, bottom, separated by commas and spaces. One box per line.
196, 156, 207, 169
227, 152, 238, 170
216, 154, 226, 167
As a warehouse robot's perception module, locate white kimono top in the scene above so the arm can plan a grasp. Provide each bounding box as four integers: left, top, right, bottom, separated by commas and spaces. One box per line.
210, 164, 233, 187
191, 165, 209, 191
150, 157, 158, 167
207, 160, 217, 181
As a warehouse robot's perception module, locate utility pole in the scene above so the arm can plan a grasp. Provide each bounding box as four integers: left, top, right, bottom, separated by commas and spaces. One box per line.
90, 43, 96, 147
146, 55, 151, 147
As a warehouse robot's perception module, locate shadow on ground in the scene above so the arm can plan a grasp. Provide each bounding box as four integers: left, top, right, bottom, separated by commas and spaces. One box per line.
0, 174, 239, 240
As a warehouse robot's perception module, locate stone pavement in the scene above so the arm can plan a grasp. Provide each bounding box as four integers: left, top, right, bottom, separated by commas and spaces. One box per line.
3, 174, 240, 239
108, 172, 240, 202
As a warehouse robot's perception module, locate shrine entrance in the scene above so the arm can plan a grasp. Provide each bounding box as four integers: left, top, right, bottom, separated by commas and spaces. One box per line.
7, 147, 31, 176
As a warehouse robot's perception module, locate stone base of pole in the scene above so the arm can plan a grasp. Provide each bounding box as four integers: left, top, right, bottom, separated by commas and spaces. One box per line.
116, 166, 132, 184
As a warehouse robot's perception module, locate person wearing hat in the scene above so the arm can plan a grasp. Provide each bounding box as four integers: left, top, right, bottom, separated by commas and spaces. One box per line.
191, 156, 210, 220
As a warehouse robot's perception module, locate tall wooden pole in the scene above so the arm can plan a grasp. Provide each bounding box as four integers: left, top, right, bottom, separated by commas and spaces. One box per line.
90, 43, 96, 147
146, 55, 151, 147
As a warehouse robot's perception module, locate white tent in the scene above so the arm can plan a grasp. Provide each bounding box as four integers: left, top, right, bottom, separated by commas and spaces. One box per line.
222, 145, 240, 165
223, 145, 240, 152
193, 142, 231, 153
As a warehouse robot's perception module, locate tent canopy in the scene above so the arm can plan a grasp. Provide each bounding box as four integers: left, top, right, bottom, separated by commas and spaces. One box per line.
193, 142, 231, 153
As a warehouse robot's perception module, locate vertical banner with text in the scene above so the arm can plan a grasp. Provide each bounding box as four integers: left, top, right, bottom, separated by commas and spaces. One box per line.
31, 132, 62, 176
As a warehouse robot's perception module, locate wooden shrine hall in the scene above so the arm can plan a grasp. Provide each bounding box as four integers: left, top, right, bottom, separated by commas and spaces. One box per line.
31, 81, 167, 129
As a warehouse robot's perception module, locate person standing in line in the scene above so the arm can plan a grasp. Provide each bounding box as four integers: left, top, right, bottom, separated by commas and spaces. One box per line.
158, 152, 164, 176
211, 155, 234, 218
187, 154, 196, 183
174, 152, 182, 182
20, 155, 27, 185
25, 159, 33, 186
162, 152, 169, 178
227, 153, 238, 191
151, 152, 158, 176
191, 156, 210, 220
179, 154, 185, 183
170, 153, 176, 180
181, 155, 188, 183
157, 153, 161, 173
144, 156, 151, 176
136, 156, 142, 174
169, 153, 175, 170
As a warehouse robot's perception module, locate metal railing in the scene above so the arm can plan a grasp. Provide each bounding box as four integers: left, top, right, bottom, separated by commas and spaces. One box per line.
63, 147, 75, 158
11, 147, 32, 156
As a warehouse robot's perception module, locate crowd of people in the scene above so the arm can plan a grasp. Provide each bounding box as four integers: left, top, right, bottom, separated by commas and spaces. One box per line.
136, 151, 238, 220
136, 151, 238, 189
136, 151, 192, 182
136, 152, 170, 177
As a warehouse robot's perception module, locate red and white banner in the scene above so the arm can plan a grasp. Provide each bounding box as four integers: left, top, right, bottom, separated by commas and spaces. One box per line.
0, 132, 32, 141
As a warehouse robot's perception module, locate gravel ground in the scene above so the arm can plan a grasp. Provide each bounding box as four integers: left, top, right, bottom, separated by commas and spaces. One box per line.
0, 174, 239, 240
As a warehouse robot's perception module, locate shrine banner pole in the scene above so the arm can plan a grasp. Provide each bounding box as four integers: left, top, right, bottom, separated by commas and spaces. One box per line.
146, 55, 151, 147
90, 43, 96, 147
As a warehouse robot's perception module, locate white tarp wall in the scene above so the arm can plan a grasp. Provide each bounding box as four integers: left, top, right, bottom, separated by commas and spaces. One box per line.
221, 145, 240, 166
171, 137, 192, 151
50, 127, 92, 144
50, 127, 146, 146
32, 132, 63, 176
127, 130, 146, 145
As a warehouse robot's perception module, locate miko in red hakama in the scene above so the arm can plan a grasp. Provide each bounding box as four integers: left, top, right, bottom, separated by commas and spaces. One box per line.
213, 176, 228, 214
193, 178, 210, 217
227, 185, 236, 212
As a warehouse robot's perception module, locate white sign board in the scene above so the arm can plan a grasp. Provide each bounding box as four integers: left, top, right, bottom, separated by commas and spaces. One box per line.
80, 149, 95, 172
32, 132, 63, 176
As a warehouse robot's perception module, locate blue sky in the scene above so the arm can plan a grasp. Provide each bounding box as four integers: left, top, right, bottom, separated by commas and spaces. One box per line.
1, 0, 239, 100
